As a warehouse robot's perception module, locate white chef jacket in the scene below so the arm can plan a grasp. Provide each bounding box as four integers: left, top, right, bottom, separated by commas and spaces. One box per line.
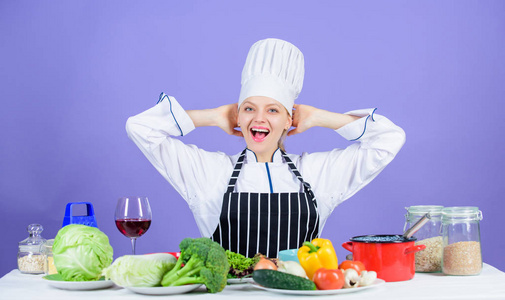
126, 94, 406, 238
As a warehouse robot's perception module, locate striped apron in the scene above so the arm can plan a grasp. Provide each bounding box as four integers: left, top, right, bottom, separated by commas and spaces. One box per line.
211, 149, 320, 258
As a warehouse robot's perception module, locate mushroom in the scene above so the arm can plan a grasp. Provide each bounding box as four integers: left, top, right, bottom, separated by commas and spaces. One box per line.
359, 270, 377, 286
343, 268, 360, 288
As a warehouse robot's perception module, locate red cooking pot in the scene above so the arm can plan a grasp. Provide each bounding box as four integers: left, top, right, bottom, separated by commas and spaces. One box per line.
342, 235, 425, 282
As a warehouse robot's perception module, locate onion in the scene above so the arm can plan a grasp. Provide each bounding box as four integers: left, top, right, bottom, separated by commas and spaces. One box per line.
253, 257, 277, 271
277, 261, 307, 278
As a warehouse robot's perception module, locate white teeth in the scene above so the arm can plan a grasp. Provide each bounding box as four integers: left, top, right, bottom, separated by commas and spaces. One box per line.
251, 128, 269, 133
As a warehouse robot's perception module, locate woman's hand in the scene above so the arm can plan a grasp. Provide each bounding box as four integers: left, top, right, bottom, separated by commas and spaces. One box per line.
187, 103, 243, 137
288, 104, 318, 136
288, 104, 361, 136
214, 103, 243, 137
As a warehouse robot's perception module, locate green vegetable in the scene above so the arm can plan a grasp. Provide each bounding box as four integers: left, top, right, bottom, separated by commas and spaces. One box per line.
253, 269, 317, 290
161, 238, 229, 293
226, 250, 259, 278
102, 253, 177, 287
52, 225, 113, 281
226, 250, 256, 270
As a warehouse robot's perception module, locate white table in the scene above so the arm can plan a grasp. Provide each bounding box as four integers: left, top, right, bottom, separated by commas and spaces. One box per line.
1, 264, 505, 300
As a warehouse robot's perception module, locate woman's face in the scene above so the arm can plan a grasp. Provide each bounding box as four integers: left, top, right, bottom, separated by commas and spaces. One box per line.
237, 96, 292, 162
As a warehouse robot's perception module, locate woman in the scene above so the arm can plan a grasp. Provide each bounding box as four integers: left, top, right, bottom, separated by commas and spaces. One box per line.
126, 38, 406, 258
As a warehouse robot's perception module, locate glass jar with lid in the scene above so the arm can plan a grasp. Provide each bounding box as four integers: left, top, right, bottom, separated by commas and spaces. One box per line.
441, 206, 483, 276
18, 224, 46, 274
404, 205, 444, 272
43, 239, 57, 275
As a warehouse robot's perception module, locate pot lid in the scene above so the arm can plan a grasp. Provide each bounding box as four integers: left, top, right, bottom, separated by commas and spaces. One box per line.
350, 234, 416, 243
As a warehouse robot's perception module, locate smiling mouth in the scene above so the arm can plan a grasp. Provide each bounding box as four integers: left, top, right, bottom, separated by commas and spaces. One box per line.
250, 127, 270, 142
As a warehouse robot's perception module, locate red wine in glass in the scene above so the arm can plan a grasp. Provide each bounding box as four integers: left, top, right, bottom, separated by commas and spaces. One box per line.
115, 197, 152, 254
115, 219, 151, 238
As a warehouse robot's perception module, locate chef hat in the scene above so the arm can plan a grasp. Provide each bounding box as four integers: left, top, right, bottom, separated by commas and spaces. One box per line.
238, 38, 305, 116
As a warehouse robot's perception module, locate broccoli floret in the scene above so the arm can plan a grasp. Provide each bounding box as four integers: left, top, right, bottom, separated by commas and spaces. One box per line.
161, 238, 229, 293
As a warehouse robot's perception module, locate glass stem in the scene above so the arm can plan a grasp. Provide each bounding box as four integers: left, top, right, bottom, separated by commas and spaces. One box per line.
130, 237, 137, 255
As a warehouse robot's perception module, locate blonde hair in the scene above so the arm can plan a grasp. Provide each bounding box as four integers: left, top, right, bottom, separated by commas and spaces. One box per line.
278, 106, 292, 152
278, 129, 288, 152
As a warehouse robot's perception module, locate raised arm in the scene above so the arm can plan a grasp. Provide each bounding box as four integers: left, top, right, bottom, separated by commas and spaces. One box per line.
187, 103, 243, 137
295, 107, 406, 210
288, 104, 361, 136
125, 95, 234, 206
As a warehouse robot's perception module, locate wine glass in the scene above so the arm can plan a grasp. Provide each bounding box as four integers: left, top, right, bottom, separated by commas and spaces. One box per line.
115, 196, 152, 255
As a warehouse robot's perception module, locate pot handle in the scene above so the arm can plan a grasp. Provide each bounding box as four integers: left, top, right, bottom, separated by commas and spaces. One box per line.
404, 244, 426, 255
342, 241, 353, 252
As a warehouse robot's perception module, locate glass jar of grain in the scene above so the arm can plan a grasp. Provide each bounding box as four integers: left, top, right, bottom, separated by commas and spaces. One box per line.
441, 207, 483, 276
18, 224, 46, 274
405, 205, 444, 272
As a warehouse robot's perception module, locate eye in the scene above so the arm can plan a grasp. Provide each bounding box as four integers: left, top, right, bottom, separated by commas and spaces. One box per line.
244, 106, 253, 112
268, 108, 279, 113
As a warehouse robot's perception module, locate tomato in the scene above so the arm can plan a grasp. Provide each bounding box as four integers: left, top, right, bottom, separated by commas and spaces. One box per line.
338, 260, 366, 276
254, 257, 277, 271
312, 268, 344, 290
166, 252, 181, 260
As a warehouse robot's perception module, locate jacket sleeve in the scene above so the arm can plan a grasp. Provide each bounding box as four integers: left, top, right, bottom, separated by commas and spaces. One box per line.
300, 108, 406, 211
125, 94, 232, 210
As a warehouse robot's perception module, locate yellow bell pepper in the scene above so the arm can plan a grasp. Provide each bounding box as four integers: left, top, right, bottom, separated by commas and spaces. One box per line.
297, 238, 339, 280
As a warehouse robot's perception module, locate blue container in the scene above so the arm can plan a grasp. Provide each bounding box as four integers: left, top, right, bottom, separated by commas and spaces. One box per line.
62, 202, 98, 227
278, 249, 299, 263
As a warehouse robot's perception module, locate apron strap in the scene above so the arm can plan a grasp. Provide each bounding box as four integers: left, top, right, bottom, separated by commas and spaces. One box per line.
226, 149, 247, 192
280, 150, 316, 201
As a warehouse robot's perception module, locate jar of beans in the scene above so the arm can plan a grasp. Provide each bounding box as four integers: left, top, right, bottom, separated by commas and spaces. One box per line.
18, 224, 46, 274
441, 207, 483, 276
405, 205, 444, 272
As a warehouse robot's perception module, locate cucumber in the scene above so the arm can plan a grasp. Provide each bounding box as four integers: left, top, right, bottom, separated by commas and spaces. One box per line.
253, 269, 316, 290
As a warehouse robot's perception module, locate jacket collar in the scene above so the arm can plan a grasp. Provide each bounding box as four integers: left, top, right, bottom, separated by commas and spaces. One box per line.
245, 148, 283, 163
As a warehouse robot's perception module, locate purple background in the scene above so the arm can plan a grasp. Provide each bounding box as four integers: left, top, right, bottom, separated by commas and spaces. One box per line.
1, 1, 504, 276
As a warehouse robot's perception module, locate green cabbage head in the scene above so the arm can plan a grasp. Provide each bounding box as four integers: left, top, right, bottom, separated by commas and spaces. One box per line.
53, 224, 113, 281
102, 253, 177, 287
